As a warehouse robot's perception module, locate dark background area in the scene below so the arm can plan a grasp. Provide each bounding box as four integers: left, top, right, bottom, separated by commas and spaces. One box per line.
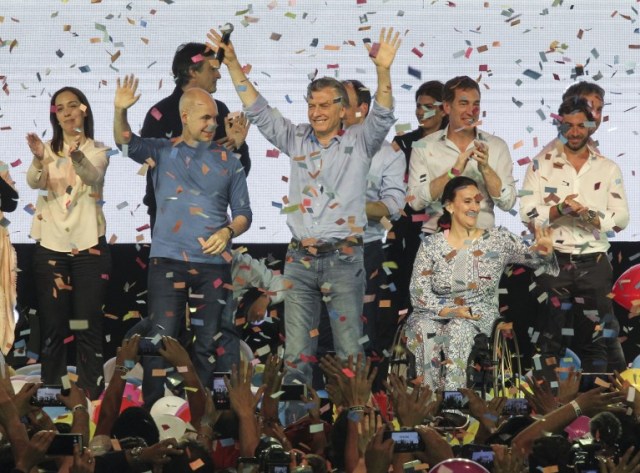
9, 241, 640, 370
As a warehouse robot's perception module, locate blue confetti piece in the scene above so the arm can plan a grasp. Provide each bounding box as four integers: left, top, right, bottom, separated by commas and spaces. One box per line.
285, 95, 292, 104
27, 351, 39, 359
79, 65, 91, 73
272, 201, 283, 209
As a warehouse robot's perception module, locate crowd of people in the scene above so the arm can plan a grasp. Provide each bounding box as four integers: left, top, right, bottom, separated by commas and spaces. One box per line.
0, 19, 636, 473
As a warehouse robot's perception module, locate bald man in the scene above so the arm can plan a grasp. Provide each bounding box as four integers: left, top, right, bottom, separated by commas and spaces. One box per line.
114, 77, 252, 407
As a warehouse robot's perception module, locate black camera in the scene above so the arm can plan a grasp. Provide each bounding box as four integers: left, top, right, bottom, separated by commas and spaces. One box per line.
571, 439, 603, 473
255, 437, 291, 473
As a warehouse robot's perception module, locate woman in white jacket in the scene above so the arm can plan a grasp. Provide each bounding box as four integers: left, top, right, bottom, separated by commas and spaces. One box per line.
26, 86, 111, 399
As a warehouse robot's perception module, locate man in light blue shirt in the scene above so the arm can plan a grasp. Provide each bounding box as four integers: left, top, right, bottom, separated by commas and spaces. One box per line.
209, 27, 401, 382
114, 77, 252, 406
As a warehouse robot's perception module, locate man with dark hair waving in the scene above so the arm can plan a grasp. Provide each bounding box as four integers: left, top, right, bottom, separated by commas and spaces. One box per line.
208, 27, 400, 383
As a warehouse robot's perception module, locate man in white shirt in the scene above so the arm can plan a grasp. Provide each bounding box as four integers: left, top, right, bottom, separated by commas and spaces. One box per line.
520, 97, 629, 372
407, 75, 516, 234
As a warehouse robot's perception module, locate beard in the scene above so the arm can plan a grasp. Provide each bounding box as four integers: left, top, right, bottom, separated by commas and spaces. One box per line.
565, 135, 589, 152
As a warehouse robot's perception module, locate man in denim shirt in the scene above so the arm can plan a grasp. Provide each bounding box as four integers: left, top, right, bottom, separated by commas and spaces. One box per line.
114, 76, 252, 406
209, 28, 400, 382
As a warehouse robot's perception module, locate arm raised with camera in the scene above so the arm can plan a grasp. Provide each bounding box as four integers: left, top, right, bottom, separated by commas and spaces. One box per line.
95, 335, 140, 437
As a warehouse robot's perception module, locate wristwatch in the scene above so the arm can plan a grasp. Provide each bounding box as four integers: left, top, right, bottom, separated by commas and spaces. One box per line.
225, 226, 235, 238
130, 446, 144, 463
581, 209, 597, 224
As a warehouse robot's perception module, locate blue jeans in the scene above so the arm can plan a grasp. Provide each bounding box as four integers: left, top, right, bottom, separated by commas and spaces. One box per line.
140, 258, 236, 407
283, 245, 365, 383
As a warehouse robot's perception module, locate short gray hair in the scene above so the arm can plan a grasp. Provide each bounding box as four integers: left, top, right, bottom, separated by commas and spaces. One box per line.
306, 77, 350, 107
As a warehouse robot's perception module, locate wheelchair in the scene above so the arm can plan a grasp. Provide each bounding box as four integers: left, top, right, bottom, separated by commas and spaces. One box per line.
388, 317, 522, 398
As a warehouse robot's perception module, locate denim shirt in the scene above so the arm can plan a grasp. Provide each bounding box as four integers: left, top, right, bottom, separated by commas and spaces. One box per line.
122, 134, 252, 264
244, 94, 395, 242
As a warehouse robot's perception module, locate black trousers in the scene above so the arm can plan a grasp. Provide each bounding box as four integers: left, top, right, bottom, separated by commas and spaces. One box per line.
33, 238, 111, 399
534, 252, 611, 373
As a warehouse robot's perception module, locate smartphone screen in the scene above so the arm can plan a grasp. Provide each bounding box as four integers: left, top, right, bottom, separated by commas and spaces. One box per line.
383, 430, 425, 453
441, 391, 468, 411
502, 398, 531, 416
46, 433, 83, 456
471, 449, 495, 469
138, 337, 161, 355
280, 384, 307, 402
212, 372, 231, 410
32, 385, 64, 407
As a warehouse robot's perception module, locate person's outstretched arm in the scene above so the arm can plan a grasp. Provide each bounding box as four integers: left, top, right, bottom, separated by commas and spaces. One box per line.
114, 74, 141, 145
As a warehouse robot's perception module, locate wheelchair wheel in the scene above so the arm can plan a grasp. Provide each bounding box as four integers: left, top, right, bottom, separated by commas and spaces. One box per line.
492, 319, 523, 398
387, 322, 416, 381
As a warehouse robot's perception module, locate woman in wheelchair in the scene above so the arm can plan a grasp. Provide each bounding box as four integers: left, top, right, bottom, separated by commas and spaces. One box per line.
405, 176, 559, 390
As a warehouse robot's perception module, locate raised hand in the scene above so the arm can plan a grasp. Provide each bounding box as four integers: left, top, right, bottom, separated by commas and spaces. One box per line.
533, 226, 554, 256
26, 132, 45, 160
223, 112, 250, 150
14, 429, 57, 473
158, 336, 192, 368
206, 29, 239, 67
115, 74, 141, 110
386, 373, 434, 427
366, 27, 401, 70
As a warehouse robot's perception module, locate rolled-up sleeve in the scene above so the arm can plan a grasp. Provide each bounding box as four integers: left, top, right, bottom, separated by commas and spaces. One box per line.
228, 164, 252, 225
73, 142, 108, 186
407, 140, 432, 211
361, 99, 396, 159
519, 159, 547, 227
491, 140, 516, 211
600, 163, 629, 232
377, 146, 406, 220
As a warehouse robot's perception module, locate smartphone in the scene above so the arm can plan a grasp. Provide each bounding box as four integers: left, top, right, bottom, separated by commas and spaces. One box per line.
269, 466, 289, 473
212, 372, 231, 410
579, 373, 610, 393
138, 337, 162, 355
441, 391, 469, 411
470, 448, 495, 469
383, 430, 425, 453
502, 398, 531, 416
280, 384, 307, 402
46, 433, 83, 456
31, 385, 65, 407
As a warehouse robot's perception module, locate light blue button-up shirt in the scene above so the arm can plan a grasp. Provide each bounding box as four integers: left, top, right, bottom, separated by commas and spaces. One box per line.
363, 141, 406, 243
244, 94, 395, 242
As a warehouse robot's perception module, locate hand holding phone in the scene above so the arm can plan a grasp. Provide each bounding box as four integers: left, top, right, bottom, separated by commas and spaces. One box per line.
212, 372, 231, 410
382, 430, 425, 453
31, 385, 65, 407
46, 433, 83, 456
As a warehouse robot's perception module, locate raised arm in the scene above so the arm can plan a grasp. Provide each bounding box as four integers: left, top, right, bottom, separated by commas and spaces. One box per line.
365, 27, 401, 110
207, 29, 258, 107
113, 74, 141, 145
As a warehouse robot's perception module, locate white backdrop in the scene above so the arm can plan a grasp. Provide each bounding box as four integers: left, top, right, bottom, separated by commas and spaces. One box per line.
0, 0, 638, 244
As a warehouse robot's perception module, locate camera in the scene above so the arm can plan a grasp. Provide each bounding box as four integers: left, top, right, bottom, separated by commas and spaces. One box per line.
255, 437, 291, 473
571, 439, 603, 473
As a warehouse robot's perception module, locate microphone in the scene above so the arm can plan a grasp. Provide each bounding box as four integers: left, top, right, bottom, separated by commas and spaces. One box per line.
216, 23, 234, 63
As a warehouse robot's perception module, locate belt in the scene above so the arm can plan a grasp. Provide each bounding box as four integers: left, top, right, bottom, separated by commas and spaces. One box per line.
555, 251, 605, 264
289, 236, 363, 254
